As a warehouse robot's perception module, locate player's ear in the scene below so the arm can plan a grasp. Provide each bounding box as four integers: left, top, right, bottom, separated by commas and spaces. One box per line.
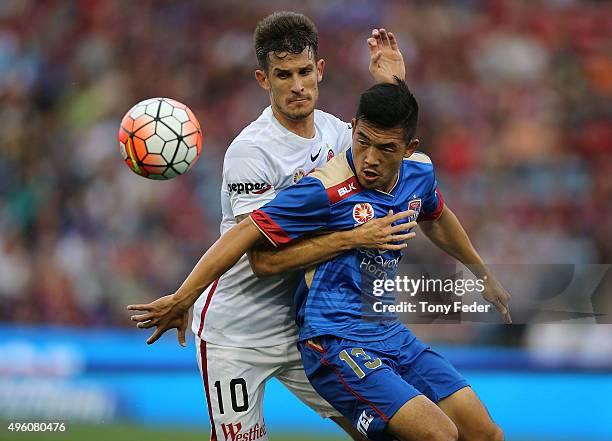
255, 69, 270, 91
404, 138, 419, 158
351, 118, 357, 138
316, 59, 325, 82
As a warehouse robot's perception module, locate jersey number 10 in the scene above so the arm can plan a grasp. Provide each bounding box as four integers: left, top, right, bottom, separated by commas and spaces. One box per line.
214, 378, 249, 413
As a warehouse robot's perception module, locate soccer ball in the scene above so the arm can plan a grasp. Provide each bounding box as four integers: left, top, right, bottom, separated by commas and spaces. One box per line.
118, 98, 202, 180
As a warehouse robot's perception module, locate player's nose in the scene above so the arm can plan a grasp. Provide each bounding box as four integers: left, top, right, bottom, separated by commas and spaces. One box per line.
363, 148, 380, 166
291, 76, 304, 93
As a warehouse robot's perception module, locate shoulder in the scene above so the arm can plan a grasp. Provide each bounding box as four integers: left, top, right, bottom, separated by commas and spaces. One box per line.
404, 150, 433, 166
223, 138, 271, 179
314, 109, 351, 134
291, 175, 326, 192
225, 108, 281, 160
273, 175, 329, 208
402, 150, 436, 181
225, 138, 263, 159
308, 151, 354, 189
309, 151, 361, 204
403, 151, 435, 172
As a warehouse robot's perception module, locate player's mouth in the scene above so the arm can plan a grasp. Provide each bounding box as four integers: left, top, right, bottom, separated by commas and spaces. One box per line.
361, 169, 379, 184
290, 97, 309, 104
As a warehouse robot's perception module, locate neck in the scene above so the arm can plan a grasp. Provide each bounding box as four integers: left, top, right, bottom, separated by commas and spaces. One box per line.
271, 105, 316, 139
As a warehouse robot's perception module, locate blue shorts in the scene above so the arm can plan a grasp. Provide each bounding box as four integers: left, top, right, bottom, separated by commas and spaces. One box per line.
298, 329, 469, 441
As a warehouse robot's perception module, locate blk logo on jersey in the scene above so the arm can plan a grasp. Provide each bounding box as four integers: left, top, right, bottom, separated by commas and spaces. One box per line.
221, 422, 267, 441
353, 203, 374, 224
327, 176, 362, 204
338, 182, 357, 197
357, 410, 374, 436
227, 182, 271, 195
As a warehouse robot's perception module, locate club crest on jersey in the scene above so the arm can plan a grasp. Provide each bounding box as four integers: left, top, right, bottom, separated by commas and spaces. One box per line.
293, 169, 305, 184
327, 148, 335, 162
408, 198, 421, 221
353, 203, 374, 224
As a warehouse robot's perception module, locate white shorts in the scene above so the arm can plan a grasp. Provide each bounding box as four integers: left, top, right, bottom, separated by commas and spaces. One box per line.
195, 335, 340, 441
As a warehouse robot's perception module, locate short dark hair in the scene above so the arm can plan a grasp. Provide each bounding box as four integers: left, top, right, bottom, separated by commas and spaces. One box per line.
254, 11, 318, 72
355, 79, 419, 141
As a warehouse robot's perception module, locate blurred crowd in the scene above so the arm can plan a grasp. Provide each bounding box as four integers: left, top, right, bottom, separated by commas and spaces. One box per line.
0, 0, 610, 349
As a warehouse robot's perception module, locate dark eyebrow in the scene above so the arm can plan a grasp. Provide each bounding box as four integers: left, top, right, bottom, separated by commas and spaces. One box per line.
378, 142, 398, 149
273, 63, 314, 75
273, 68, 291, 75
357, 130, 371, 141
357, 130, 398, 149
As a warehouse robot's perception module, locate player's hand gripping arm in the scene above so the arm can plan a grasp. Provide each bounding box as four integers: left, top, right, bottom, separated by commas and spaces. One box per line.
368, 28, 406, 84
418, 206, 512, 324
247, 209, 417, 277
127, 219, 264, 345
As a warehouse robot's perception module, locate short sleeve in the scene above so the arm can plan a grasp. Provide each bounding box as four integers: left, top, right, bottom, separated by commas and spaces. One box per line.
223, 142, 276, 217
250, 177, 330, 247
417, 167, 445, 222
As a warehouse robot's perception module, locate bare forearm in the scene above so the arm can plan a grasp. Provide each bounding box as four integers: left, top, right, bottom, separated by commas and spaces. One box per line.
419, 207, 488, 277
249, 230, 356, 276
248, 209, 418, 277
127, 219, 265, 345
419, 207, 513, 322
174, 219, 261, 307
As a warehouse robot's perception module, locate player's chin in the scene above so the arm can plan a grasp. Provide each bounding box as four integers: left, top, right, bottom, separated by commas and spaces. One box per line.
357, 176, 378, 190
286, 106, 314, 120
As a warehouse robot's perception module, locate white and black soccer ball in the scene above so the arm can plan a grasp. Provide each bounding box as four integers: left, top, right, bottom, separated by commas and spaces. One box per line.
118, 98, 202, 180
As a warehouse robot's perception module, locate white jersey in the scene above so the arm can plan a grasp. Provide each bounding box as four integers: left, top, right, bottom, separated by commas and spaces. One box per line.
192, 106, 352, 348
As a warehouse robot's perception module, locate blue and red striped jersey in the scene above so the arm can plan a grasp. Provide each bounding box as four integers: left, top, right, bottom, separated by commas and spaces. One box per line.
250, 148, 444, 342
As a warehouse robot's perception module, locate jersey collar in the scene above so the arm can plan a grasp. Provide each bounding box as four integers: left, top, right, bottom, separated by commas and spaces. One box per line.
265, 106, 322, 147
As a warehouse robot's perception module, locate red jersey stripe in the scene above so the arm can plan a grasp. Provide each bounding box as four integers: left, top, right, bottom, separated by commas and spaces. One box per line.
417, 187, 445, 222
326, 176, 362, 205
250, 209, 292, 246
198, 278, 220, 338
200, 340, 218, 441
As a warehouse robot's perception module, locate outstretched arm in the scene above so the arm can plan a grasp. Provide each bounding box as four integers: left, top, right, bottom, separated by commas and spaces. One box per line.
127, 218, 263, 345
368, 28, 406, 83
246, 209, 417, 277
419, 206, 512, 323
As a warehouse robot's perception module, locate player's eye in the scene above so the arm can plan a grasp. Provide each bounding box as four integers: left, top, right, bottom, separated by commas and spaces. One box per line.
300, 68, 312, 75
377, 144, 397, 153
277, 72, 289, 79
